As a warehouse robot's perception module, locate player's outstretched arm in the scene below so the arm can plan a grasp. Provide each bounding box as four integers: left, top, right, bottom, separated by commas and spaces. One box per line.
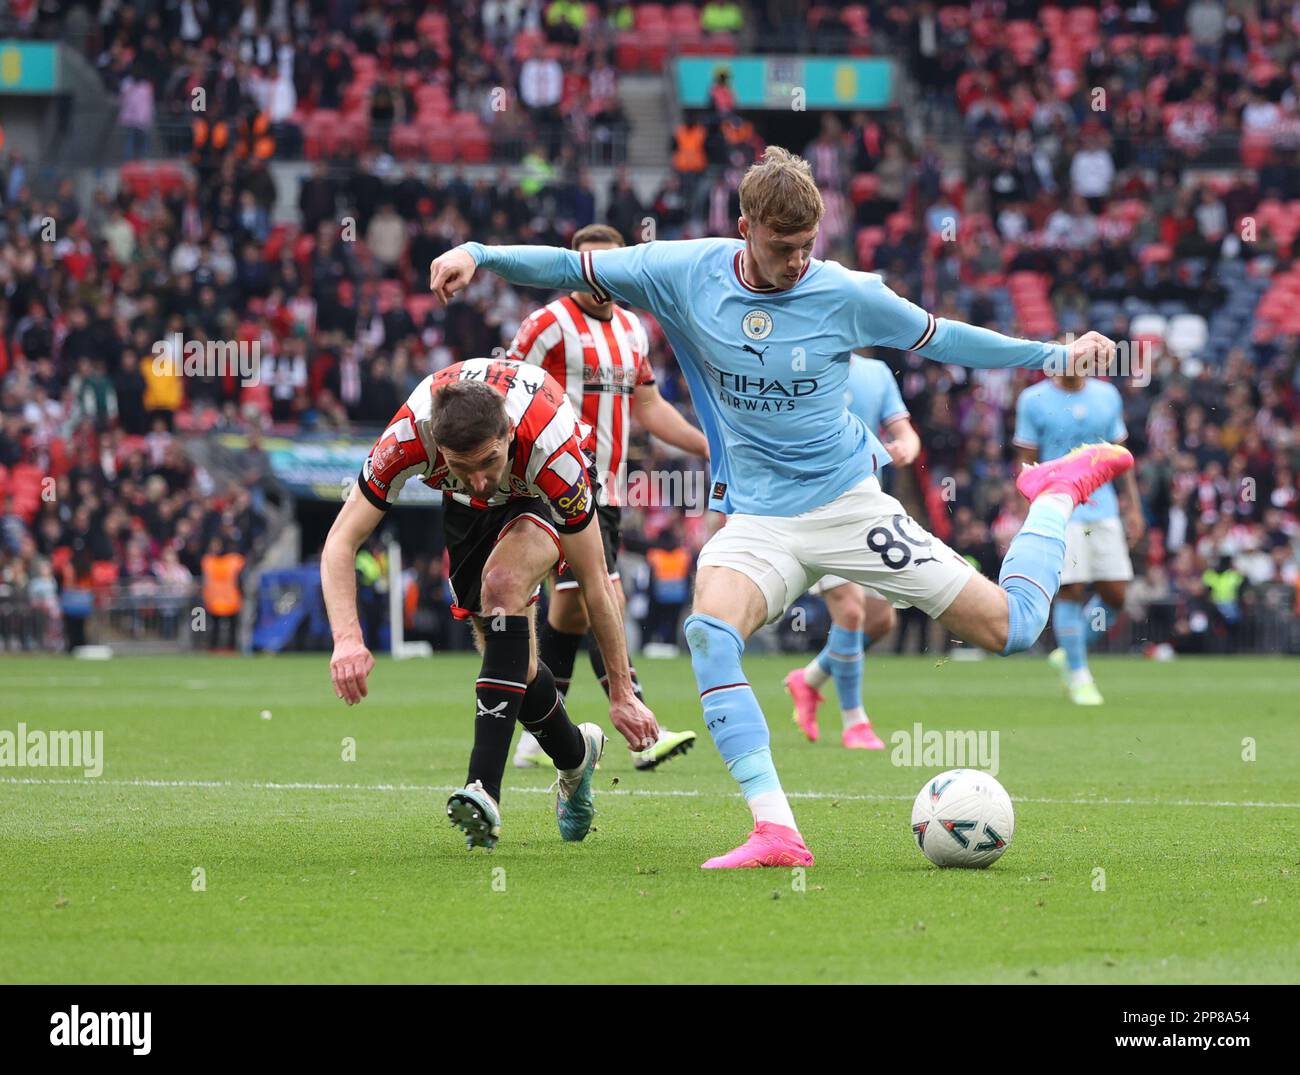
322, 484, 383, 705
559, 521, 660, 751
430, 243, 584, 302
854, 275, 1116, 373
923, 321, 1118, 374
433, 240, 677, 312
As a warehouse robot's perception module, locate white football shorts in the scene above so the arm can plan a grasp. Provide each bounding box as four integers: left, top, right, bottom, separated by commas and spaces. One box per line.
697, 476, 975, 624
1060, 515, 1133, 585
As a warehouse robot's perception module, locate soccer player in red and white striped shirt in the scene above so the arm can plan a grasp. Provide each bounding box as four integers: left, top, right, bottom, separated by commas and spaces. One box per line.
321, 357, 658, 850
506, 224, 709, 771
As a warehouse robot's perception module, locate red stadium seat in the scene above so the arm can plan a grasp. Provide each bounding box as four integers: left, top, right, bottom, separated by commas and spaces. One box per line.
703, 32, 738, 55
9, 463, 44, 521
415, 84, 449, 117
389, 123, 422, 159
855, 226, 884, 267
1241, 132, 1274, 169
405, 294, 435, 324
1142, 35, 1172, 59
668, 3, 699, 30
640, 28, 671, 71
416, 11, 444, 40
514, 29, 546, 58
458, 136, 490, 164
635, 4, 667, 29
50, 546, 72, 576
423, 132, 457, 162
119, 161, 153, 198
1139, 243, 1173, 266
1065, 6, 1098, 30
850, 173, 880, 203
885, 210, 912, 240
614, 32, 640, 71
91, 561, 119, 592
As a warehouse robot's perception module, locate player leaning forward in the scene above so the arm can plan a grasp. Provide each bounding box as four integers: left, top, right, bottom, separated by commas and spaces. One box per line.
508, 223, 708, 771
430, 147, 1132, 869
323, 358, 658, 849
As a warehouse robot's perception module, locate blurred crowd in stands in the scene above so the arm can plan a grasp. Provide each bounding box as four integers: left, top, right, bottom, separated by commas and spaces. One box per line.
1, 0, 1297, 655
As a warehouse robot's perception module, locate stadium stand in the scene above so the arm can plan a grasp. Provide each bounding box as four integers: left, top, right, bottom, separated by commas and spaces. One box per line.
0, 0, 1296, 655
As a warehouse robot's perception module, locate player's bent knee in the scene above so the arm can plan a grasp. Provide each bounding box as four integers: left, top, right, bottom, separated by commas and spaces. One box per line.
863, 601, 895, 639
831, 594, 865, 632
939, 577, 1013, 655
479, 566, 530, 615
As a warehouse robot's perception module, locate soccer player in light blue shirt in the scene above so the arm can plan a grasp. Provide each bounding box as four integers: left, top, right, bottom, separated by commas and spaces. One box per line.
1015, 372, 1144, 706
787, 356, 920, 750
431, 146, 1132, 868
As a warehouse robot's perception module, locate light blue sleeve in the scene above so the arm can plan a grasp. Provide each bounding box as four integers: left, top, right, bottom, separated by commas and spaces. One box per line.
921, 318, 1068, 371
462, 240, 684, 315
1013, 389, 1041, 449
850, 273, 1068, 371
461, 242, 587, 293
1107, 387, 1128, 442
878, 365, 908, 423
850, 274, 933, 351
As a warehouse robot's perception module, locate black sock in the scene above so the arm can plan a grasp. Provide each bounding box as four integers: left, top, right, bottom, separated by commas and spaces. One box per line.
467, 615, 531, 802
586, 631, 644, 701
538, 620, 583, 697
519, 662, 585, 770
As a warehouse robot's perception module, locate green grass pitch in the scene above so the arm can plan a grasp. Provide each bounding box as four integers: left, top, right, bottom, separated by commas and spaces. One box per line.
2, 653, 1297, 983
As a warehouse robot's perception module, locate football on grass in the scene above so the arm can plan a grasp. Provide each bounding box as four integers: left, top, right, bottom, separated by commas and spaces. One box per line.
911, 769, 1015, 868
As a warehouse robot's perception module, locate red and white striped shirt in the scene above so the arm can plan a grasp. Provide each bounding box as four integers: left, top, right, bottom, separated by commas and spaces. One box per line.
507, 295, 655, 506
358, 358, 597, 533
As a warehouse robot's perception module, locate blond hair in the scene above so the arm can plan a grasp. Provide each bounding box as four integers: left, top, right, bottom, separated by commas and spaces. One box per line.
738, 146, 824, 233
571, 223, 625, 249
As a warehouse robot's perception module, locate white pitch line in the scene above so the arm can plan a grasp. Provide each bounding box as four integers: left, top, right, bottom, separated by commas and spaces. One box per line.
1, 776, 1298, 810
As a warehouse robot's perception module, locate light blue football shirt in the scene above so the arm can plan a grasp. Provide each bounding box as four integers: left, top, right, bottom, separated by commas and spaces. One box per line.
845, 356, 909, 456
1013, 379, 1128, 523
462, 237, 1066, 517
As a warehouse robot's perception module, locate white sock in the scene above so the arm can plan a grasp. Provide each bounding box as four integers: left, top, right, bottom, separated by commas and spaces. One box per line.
748, 789, 798, 831
841, 706, 868, 730
1070, 668, 1094, 686
803, 659, 830, 689
1033, 492, 1075, 527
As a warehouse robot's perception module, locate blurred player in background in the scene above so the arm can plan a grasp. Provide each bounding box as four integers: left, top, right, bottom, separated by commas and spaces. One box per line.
507, 223, 709, 771
1015, 368, 1144, 705
322, 358, 658, 850
785, 354, 920, 749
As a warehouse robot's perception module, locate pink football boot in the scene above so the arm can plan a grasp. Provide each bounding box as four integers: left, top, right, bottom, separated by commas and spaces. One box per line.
1016, 442, 1134, 507
701, 821, 815, 869
784, 668, 822, 743
842, 721, 885, 749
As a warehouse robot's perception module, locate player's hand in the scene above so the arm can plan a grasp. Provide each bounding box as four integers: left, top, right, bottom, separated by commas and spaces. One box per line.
609, 693, 660, 752
1065, 330, 1117, 375
331, 638, 374, 705
886, 439, 919, 467
429, 249, 477, 303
